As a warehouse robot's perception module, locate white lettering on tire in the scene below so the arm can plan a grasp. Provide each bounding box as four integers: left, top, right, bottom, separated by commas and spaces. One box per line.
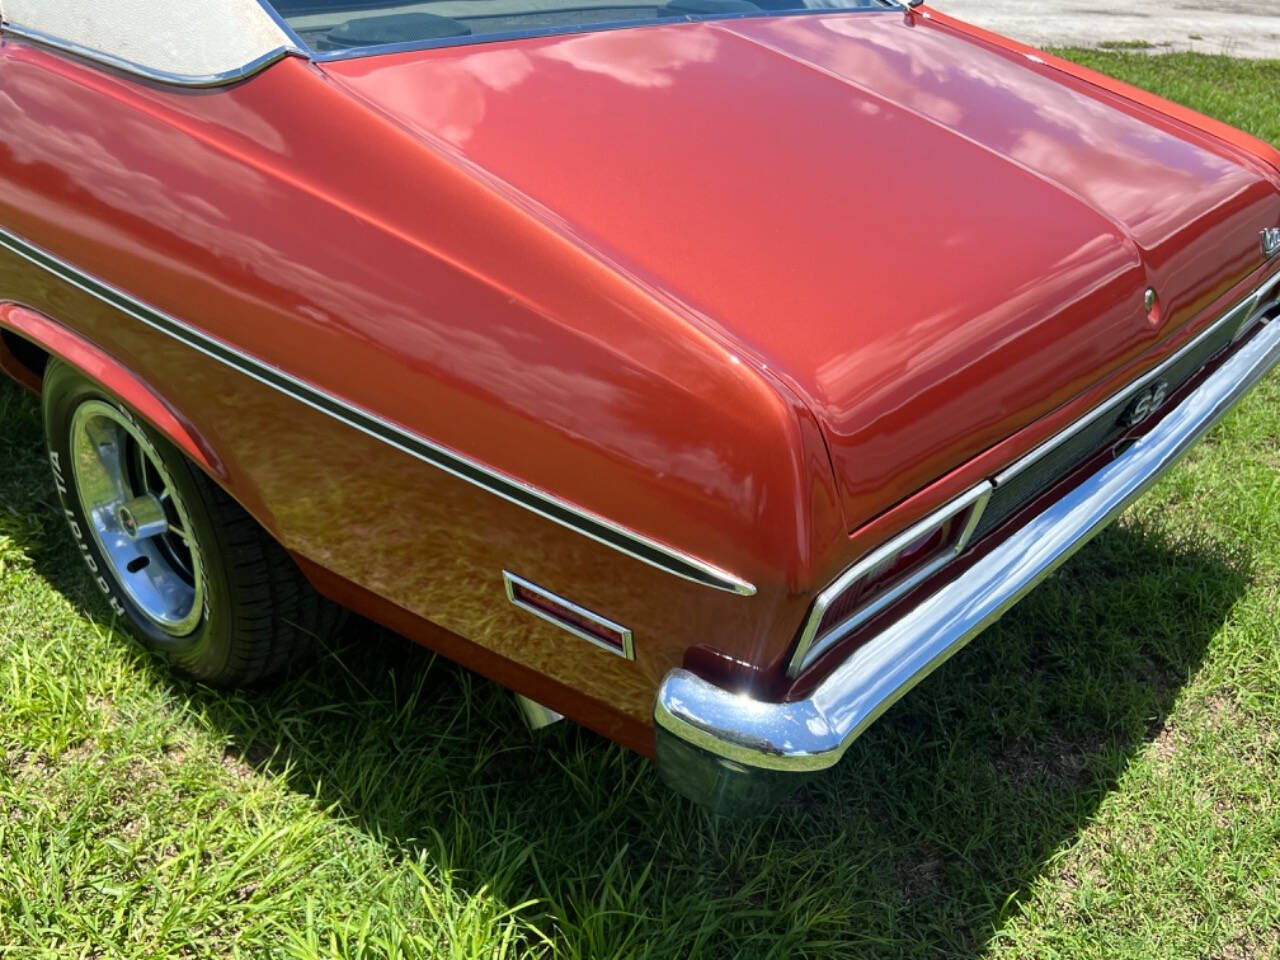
50, 448, 127, 618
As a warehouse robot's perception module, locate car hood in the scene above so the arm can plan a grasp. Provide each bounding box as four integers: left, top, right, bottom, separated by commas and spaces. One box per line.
324, 12, 1280, 530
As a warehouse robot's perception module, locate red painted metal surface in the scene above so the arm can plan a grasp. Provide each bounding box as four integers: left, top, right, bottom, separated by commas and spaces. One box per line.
0, 303, 216, 471
0, 10, 1276, 741
0, 38, 839, 735
324, 12, 1280, 537
919, 6, 1280, 180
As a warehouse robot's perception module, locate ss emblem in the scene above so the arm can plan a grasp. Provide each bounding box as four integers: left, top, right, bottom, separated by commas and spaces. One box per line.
1120, 379, 1170, 428
1263, 226, 1280, 259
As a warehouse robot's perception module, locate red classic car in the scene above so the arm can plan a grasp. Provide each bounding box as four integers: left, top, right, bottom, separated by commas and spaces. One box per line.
1, 0, 1277, 814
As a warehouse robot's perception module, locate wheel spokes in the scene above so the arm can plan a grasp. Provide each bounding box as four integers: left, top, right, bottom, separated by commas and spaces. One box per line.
68, 400, 204, 636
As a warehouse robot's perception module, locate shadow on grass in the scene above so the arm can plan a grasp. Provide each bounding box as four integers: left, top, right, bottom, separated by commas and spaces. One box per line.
0, 377, 1254, 957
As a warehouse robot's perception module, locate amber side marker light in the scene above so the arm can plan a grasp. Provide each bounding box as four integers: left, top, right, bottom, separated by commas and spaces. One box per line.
788, 481, 994, 676
503, 571, 635, 660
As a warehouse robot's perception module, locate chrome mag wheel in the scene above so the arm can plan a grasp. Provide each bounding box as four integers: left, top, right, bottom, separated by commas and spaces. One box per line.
43, 359, 337, 685
68, 400, 205, 637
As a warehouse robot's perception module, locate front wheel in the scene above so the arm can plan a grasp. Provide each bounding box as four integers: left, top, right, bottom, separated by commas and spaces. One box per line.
41, 359, 338, 685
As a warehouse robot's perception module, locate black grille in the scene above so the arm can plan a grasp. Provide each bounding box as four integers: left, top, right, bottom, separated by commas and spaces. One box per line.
970, 314, 1240, 543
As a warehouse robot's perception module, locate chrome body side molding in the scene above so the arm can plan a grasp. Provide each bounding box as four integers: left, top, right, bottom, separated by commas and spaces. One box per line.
656, 276, 1280, 775
0, 226, 756, 596
1, 22, 306, 89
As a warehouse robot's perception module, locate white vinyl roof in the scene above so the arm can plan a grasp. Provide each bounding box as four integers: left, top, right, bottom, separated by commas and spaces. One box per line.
1, 0, 295, 83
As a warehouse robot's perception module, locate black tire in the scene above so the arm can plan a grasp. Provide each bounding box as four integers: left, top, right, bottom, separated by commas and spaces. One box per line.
41, 359, 339, 685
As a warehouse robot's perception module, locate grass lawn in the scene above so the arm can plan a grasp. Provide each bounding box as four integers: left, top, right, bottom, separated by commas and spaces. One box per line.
3, 51, 1280, 959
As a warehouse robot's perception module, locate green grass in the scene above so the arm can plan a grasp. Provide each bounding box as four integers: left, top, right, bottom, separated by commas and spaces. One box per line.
2, 51, 1280, 959
1058, 52, 1280, 148
1096, 40, 1159, 51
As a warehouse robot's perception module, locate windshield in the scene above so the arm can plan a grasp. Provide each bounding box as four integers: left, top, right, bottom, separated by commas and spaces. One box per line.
267, 0, 894, 54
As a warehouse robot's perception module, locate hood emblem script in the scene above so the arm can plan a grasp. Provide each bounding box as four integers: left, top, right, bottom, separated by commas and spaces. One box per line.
1263, 227, 1280, 259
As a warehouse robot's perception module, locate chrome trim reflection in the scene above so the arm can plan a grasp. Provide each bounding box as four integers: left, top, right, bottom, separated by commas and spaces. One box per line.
514, 693, 565, 730
1263, 227, 1280, 260
1002, 269, 1279, 486
1234, 269, 1280, 343
0, 226, 756, 595
1, 22, 305, 88
503, 571, 635, 660
657, 311, 1280, 772
303, 7, 898, 62
786, 481, 992, 676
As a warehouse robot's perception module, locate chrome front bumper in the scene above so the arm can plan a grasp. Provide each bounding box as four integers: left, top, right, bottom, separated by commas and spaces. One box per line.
655, 296, 1280, 812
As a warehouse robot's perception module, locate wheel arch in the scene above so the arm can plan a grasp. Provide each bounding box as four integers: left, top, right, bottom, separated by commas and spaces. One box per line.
0, 301, 220, 476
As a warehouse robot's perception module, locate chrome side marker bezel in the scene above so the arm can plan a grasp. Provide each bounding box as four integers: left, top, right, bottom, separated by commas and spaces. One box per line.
503, 571, 635, 660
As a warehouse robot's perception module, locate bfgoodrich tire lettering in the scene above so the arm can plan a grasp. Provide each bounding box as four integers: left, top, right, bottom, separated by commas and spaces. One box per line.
41, 360, 338, 685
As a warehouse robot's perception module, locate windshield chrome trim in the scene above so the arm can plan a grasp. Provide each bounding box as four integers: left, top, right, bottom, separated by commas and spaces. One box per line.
298, 5, 897, 62
0, 225, 756, 597
1, 21, 306, 88
254, 0, 313, 51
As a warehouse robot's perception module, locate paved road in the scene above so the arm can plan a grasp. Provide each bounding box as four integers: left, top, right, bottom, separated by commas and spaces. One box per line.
925, 0, 1280, 59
